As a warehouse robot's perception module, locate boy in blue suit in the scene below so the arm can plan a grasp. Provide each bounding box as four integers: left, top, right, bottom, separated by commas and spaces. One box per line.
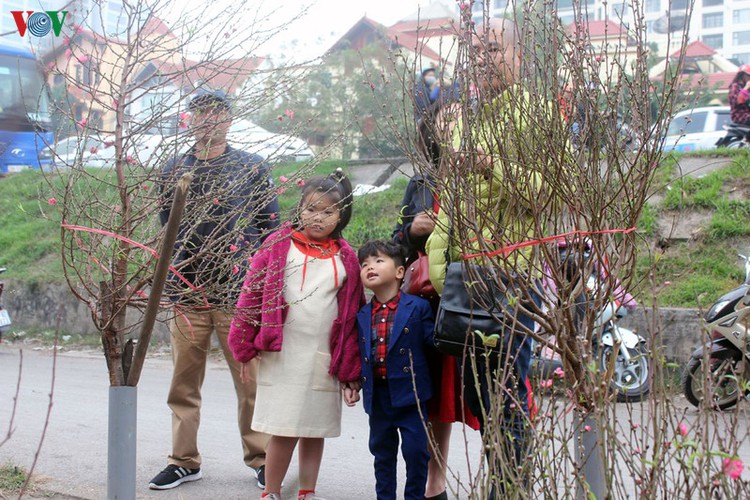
356, 240, 435, 500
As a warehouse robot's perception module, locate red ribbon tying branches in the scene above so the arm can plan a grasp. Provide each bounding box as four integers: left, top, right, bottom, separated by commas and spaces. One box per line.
461, 227, 638, 260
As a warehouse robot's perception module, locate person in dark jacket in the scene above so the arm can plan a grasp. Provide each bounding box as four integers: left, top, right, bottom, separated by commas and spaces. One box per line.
393, 102, 481, 500
149, 90, 279, 491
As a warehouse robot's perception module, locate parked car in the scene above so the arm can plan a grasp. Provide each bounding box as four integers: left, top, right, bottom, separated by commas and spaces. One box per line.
662, 106, 732, 152
227, 119, 314, 163
41, 132, 189, 169
40, 134, 116, 169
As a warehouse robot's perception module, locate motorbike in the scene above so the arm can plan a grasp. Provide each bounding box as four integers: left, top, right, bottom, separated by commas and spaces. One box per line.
532, 243, 651, 402
715, 122, 750, 149
0, 267, 10, 342
682, 254, 750, 410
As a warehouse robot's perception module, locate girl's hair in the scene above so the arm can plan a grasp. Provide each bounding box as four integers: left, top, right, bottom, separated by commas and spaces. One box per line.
295, 169, 354, 239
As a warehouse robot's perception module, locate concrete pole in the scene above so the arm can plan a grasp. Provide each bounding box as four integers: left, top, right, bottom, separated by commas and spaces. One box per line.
107, 386, 137, 500
575, 410, 606, 500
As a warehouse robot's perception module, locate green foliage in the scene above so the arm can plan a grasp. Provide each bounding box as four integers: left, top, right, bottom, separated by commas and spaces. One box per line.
253, 46, 410, 160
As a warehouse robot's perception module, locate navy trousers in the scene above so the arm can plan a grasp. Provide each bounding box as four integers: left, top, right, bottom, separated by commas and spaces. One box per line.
368, 383, 430, 500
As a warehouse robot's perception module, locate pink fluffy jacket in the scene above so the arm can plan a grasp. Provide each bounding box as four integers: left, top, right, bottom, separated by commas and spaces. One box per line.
228, 225, 365, 383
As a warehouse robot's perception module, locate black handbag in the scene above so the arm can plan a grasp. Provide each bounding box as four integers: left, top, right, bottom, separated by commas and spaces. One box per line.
434, 262, 518, 357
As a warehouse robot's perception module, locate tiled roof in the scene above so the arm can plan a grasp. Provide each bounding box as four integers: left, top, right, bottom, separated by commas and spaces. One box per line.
567, 20, 625, 37
670, 40, 717, 59
327, 16, 442, 61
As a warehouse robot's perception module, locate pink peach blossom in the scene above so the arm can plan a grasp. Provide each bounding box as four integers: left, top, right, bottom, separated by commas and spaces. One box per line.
229, 244, 238, 252
297, 179, 305, 187
723, 458, 744, 480
539, 379, 553, 389
48, 197, 57, 205
279, 175, 289, 183
213, 199, 220, 205
553, 367, 565, 378
89, 146, 98, 154
284, 109, 295, 120
678, 422, 689, 436
232, 265, 240, 275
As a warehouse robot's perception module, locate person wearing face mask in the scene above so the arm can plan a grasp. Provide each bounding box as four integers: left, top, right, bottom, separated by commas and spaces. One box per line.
414, 68, 441, 123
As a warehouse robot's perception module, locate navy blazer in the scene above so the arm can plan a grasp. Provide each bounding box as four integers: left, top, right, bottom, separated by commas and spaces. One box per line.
356, 293, 435, 415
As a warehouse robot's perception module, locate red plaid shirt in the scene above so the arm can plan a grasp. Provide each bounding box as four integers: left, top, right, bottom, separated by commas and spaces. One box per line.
371, 292, 401, 380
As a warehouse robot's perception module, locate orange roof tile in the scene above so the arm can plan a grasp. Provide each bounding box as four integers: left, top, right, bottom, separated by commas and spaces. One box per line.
567, 20, 626, 37
670, 40, 717, 59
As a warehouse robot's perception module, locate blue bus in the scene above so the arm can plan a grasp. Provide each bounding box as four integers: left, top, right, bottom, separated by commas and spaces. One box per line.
0, 46, 54, 175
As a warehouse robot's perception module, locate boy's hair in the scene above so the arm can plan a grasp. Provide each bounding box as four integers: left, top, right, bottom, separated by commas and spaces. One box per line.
357, 240, 408, 268
295, 169, 353, 239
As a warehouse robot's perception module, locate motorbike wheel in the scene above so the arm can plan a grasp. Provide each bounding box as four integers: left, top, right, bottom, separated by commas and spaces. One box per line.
725, 138, 746, 149
599, 342, 650, 402
682, 349, 743, 410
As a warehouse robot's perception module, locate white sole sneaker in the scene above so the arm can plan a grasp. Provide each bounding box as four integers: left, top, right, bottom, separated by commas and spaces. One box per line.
148, 469, 203, 490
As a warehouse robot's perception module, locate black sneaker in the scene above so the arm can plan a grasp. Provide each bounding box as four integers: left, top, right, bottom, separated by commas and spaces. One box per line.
254, 465, 265, 489
148, 464, 202, 490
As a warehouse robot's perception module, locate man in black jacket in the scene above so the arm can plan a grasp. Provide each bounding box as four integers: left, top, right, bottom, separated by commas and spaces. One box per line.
149, 90, 278, 491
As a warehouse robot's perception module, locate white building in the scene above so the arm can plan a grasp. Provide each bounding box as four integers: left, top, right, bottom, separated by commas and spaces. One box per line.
468, 0, 750, 64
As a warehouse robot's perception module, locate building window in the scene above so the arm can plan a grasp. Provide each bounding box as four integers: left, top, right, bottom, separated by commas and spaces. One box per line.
704, 0, 723, 5
611, 1, 627, 18
733, 31, 750, 45
703, 12, 723, 28
734, 9, 750, 24
733, 52, 750, 64
703, 34, 724, 49
646, 0, 660, 13
671, 0, 688, 10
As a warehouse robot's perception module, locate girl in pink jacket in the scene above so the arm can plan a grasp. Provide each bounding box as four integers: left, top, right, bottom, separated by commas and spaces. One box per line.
228, 170, 364, 500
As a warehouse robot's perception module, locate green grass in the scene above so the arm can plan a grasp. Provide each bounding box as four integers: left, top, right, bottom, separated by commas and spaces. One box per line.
0, 463, 27, 492
4, 154, 750, 309
0, 161, 407, 286
0, 170, 62, 284
634, 240, 745, 308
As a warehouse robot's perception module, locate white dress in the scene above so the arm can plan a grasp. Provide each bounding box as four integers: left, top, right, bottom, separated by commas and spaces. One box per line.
251, 243, 345, 437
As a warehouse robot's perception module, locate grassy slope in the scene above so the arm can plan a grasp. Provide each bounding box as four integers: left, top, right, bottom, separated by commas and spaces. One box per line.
3, 153, 750, 307
0, 161, 407, 285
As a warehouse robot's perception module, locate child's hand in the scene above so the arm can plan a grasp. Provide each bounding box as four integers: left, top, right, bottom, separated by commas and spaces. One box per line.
342, 384, 360, 407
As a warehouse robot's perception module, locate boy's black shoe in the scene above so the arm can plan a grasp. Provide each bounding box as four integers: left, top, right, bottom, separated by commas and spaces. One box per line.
254, 465, 266, 489
148, 464, 202, 490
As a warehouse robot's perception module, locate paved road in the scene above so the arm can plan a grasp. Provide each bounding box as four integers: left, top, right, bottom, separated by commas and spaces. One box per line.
3, 340, 750, 499
0, 345, 482, 500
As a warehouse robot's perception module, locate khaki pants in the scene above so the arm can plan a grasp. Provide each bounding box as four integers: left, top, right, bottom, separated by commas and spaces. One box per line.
167, 308, 269, 469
